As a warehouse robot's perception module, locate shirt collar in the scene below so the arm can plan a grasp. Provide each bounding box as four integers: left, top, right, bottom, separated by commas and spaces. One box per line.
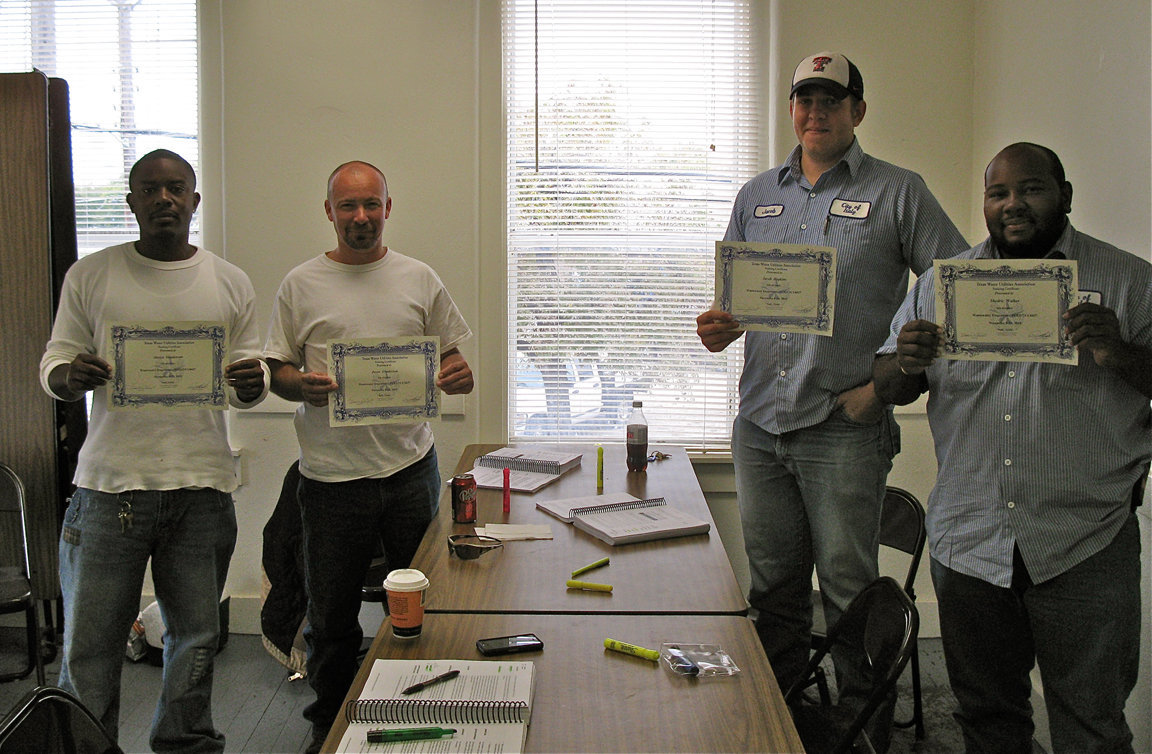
780, 138, 864, 186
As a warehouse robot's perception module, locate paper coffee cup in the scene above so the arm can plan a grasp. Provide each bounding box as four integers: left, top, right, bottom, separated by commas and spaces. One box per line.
384, 568, 429, 639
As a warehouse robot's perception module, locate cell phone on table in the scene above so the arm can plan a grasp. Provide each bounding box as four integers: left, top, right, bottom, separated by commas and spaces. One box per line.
476, 633, 544, 656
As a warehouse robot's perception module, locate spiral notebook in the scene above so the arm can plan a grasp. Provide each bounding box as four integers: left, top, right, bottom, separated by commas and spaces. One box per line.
465, 446, 583, 493
570, 497, 711, 546
335, 659, 535, 753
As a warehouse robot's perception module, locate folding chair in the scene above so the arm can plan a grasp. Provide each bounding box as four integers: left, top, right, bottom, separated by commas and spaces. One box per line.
0, 685, 122, 754
787, 576, 919, 754
810, 485, 927, 738
0, 464, 46, 686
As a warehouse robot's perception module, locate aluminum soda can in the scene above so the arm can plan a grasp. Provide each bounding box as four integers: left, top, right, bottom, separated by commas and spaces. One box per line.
451, 474, 477, 523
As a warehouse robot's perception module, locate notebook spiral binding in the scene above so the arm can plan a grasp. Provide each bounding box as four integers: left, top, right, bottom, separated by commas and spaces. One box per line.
344, 698, 530, 725
476, 455, 561, 474
570, 497, 667, 517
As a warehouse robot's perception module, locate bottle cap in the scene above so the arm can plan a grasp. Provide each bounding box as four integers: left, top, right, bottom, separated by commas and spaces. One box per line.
632, 400, 642, 407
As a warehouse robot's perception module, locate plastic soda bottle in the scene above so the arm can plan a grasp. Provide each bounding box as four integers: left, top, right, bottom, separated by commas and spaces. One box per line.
626, 400, 648, 472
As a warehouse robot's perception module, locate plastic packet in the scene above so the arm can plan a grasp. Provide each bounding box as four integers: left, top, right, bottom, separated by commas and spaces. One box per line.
659, 643, 740, 678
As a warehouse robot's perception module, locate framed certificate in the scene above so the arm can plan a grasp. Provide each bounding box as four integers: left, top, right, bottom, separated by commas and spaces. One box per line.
934, 258, 1078, 364
107, 321, 228, 410
715, 241, 837, 335
328, 337, 441, 426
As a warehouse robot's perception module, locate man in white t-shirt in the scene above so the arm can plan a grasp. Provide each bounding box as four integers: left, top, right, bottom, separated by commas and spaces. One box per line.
41, 149, 268, 751
264, 161, 474, 752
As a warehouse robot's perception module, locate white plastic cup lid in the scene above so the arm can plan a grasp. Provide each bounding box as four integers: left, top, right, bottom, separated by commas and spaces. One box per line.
384, 568, 429, 592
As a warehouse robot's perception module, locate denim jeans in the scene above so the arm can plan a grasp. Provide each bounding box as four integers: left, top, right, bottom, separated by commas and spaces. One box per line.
298, 448, 440, 736
732, 410, 896, 705
59, 487, 236, 752
932, 512, 1140, 754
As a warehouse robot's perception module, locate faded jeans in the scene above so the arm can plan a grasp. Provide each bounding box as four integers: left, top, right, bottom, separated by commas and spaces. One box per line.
59, 487, 236, 752
733, 409, 897, 734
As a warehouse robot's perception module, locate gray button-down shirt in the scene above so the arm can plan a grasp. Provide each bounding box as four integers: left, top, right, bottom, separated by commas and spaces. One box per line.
880, 224, 1152, 586
726, 139, 967, 434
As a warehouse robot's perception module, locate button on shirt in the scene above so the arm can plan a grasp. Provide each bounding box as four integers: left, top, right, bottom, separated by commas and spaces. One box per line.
726, 140, 968, 434
880, 224, 1152, 587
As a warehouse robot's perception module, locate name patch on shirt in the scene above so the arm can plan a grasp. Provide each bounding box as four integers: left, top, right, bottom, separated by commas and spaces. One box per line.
829, 199, 871, 219
1078, 290, 1102, 305
753, 204, 784, 218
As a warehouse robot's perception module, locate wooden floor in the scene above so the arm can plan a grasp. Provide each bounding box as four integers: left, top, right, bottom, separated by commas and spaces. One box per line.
0, 628, 1038, 754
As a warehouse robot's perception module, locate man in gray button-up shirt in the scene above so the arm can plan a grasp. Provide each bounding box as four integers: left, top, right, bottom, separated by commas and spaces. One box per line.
696, 51, 966, 741
875, 142, 1151, 753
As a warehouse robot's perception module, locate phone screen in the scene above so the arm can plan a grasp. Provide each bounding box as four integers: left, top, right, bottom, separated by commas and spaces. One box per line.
476, 633, 544, 656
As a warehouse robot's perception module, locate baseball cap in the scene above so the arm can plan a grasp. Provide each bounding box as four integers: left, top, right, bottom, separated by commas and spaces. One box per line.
790, 52, 864, 100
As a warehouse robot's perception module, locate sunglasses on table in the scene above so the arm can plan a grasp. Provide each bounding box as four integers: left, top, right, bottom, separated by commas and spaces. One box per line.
447, 534, 504, 560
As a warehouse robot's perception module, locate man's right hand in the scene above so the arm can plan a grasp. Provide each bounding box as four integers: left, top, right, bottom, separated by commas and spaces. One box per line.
50, 353, 112, 401
297, 372, 339, 407
696, 309, 743, 352
894, 320, 942, 375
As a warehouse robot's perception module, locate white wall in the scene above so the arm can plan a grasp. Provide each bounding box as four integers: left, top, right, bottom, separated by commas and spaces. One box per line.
182, 1, 1149, 747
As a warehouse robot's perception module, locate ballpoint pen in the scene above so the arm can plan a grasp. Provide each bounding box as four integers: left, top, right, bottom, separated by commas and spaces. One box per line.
366, 727, 458, 743
401, 668, 460, 695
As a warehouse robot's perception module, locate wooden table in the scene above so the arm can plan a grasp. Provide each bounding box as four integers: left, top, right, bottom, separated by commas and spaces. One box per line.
324, 612, 804, 753
415, 444, 748, 615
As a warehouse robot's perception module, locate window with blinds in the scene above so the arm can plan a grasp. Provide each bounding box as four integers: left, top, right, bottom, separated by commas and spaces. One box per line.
504, 0, 758, 448
0, 0, 199, 257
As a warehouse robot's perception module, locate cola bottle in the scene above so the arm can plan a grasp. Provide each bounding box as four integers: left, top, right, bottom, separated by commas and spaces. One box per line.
625, 400, 648, 472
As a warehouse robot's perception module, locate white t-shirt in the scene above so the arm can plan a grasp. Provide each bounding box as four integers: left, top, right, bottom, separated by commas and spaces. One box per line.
39, 243, 267, 493
264, 250, 472, 482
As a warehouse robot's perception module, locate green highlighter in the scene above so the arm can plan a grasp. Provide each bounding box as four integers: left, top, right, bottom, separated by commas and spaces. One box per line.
366, 727, 458, 743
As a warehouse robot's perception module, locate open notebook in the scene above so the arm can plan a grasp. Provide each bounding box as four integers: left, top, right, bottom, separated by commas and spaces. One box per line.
465, 446, 582, 493
335, 659, 535, 753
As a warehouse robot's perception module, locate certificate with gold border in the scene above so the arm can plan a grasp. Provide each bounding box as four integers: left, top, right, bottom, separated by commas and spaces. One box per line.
715, 241, 837, 335
107, 321, 228, 410
328, 337, 441, 426
935, 258, 1078, 364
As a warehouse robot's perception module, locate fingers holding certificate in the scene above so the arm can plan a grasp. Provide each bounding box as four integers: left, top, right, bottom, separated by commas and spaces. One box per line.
328, 337, 441, 426
714, 241, 837, 336
934, 258, 1078, 363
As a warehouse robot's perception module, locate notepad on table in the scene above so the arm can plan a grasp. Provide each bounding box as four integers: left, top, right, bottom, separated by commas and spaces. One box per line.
569, 497, 711, 546
335, 658, 536, 753
465, 446, 583, 493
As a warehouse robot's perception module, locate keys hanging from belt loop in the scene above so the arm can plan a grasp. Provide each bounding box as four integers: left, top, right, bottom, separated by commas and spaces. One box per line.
118, 500, 134, 533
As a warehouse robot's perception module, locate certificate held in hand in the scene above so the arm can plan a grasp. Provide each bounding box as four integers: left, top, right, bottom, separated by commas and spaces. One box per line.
714, 241, 837, 336
327, 336, 441, 426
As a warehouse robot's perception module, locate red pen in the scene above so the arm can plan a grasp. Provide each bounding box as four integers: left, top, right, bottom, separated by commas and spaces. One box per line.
502, 467, 511, 513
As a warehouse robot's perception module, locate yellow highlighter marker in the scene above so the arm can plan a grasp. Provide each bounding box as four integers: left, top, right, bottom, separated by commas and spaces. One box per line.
566, 579, 613, 592
604, 638, 660, 662
571, 557, 609, 578
596, 445, 604, 491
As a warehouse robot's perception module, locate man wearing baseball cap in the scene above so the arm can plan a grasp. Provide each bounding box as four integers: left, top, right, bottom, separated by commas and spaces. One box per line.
697, 51, 966, 745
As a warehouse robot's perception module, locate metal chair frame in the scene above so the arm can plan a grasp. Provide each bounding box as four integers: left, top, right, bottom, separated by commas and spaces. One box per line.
810, 485, 927, 739
0, 464, 46, 686
0, 684, 122, 754
788, 576, 920, 754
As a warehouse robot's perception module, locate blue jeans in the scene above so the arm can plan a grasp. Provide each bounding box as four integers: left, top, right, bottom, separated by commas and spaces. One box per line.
298, 448, 440, 735
932, 512, 1140, 754
59, 487, 236, 752
733, 410, 897, 696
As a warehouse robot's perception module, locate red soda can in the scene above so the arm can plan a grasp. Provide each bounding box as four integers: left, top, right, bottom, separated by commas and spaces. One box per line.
451, 474, 477, 523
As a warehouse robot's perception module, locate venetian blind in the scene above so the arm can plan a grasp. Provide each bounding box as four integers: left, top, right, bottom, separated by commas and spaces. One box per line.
504, 0, 758, 448
0, 0, 200, 256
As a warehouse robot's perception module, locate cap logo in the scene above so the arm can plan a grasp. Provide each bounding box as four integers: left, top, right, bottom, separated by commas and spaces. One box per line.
811, 56, 833, 72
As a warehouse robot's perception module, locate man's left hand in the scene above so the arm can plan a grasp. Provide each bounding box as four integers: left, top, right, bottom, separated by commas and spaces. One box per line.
225, 358, 266, 403
835, 382, 885, 424
437, 351, 474, 395
1064, 302, 1124, 367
